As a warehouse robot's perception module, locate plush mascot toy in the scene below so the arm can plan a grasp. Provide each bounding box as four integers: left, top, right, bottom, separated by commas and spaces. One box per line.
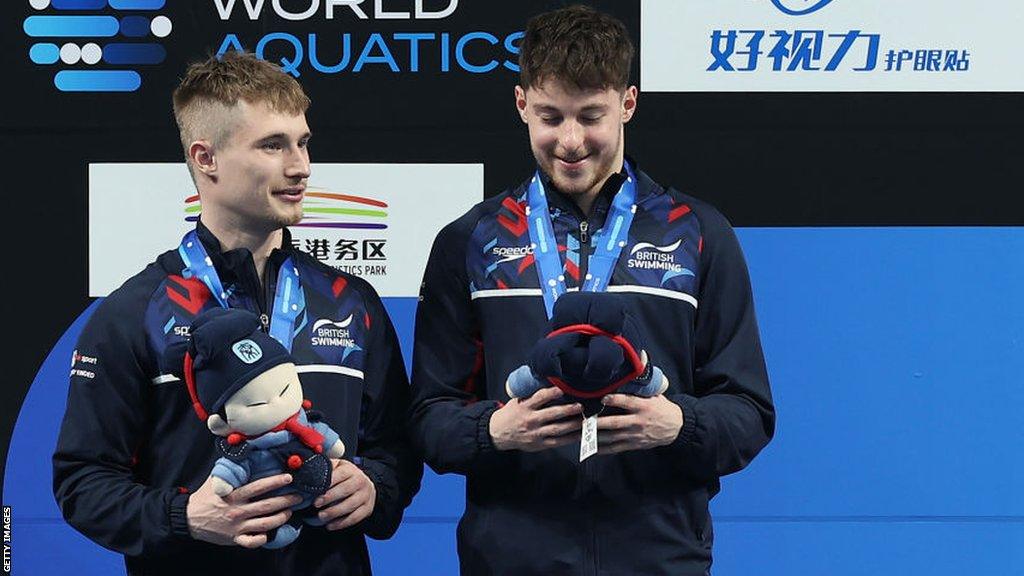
506, 292, 669, 408
166, 308, 344, 549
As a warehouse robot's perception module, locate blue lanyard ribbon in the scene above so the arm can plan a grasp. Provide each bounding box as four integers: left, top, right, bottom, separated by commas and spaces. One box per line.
178, 230, 305, 352
526, 164, 638, 319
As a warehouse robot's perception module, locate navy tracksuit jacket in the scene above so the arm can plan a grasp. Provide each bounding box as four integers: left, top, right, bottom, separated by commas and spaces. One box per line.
411, 166, 775, 576
53, 223, 421, 576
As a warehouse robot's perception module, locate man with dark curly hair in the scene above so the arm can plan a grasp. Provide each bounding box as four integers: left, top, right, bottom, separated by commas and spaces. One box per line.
411, 6, 775, 575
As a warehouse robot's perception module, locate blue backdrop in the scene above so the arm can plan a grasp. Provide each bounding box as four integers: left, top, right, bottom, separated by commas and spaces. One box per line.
6, 227, 1024, 575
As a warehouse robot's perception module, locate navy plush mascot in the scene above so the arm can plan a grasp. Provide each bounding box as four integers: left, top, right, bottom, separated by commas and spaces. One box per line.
165, 308, 345, 549
506, 292, 669, 406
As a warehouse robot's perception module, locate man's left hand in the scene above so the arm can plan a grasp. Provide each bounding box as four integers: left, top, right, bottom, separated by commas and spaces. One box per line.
596, 394, 683, 454
315, 459, 377, 531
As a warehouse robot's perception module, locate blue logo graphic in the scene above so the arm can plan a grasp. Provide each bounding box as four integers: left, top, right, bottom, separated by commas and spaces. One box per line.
232, 339, 263, 364
23, 0, 172, 92
771, 0, 836, 16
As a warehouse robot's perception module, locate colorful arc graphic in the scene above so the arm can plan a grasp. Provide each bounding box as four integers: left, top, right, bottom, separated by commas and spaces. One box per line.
183, 190, 389, 230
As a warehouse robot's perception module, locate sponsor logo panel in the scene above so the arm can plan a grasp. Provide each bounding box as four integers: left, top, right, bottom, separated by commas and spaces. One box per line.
641, 0, 1024, 92
89, 163, 482, 297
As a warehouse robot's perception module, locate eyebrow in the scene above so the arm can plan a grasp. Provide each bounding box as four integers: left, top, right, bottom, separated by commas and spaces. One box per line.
531, 104, 608, 114
257, 131, 312, 142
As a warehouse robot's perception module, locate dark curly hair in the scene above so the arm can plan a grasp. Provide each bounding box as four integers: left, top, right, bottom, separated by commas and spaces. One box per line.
518, 5, 634, 91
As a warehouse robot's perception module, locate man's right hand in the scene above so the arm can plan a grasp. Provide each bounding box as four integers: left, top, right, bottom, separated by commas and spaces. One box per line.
186, 473, 302, 549
489, 386, 583, 452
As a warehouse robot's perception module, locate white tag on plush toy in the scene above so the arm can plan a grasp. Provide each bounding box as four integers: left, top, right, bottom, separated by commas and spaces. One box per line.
580, 414, 598, 461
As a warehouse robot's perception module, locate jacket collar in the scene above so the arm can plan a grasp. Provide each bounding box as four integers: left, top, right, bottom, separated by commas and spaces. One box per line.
194, 220, 294, 286
534, 156, 661, 219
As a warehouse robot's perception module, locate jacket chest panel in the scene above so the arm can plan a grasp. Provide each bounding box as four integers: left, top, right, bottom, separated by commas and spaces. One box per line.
468, 201, 702, 300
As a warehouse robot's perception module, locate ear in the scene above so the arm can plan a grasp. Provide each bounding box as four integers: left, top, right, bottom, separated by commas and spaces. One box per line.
514, 85, 529, 123
188, 140, 217, 177
621, 85, 638, 123
207, 413, 231, 436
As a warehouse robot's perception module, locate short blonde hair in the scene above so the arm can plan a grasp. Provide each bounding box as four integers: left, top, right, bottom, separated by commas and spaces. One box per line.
172, 52, 310, 159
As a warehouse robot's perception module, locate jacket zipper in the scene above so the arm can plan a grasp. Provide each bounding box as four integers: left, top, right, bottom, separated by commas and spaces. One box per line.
571, 206, 604, 575
259, 255, 276, 333
578, 219, 591, 286
242, 252, 276, 333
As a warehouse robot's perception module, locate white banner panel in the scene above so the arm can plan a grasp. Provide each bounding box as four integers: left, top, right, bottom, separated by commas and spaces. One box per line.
641, 0, 1024, 92
90, 163, 483, 297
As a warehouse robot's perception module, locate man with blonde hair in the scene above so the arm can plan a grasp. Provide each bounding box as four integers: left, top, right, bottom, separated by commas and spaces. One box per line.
54, 52, 420, 576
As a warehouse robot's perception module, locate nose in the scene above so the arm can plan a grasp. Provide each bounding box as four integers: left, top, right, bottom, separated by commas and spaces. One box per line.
285, 145, 310, 180
558, 120, 584, 152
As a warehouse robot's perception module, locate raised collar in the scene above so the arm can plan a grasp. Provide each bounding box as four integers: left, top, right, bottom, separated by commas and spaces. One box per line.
539, 165, 627, 219
194, 220, 294, 285
535, 156, 659, 219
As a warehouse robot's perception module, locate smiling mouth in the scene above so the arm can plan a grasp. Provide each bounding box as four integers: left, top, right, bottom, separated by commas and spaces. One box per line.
273, 187, 305, 200
557, 155, 590, 168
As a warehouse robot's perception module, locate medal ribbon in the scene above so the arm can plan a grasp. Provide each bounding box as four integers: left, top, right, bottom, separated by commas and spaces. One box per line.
178, 230, 305, 351
526, 163, 638, 318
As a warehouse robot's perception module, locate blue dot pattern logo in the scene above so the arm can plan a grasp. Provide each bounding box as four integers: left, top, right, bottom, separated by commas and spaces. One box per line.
23, 0, 172, 92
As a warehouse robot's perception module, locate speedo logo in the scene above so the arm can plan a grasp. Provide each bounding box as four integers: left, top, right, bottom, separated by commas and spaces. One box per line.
627, 239, 686, 272
492, 245, 534, 263
311, 315, 355, 347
